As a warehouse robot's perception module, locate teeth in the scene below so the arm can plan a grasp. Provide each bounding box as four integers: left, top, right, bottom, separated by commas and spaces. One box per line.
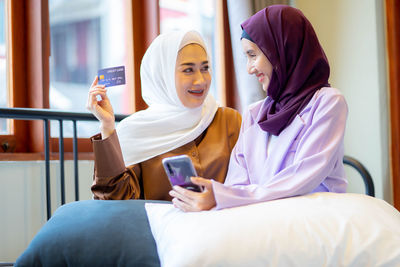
189, 90, 203, 93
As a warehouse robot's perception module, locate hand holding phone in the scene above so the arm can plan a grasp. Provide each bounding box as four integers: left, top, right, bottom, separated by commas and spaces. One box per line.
162, 155, 202, 192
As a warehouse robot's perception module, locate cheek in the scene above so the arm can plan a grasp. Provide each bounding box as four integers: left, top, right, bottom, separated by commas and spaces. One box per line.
267, 65, 273, 77
175, 75, 188, 100
175, 73, 181, 90
204, 74, 211, 88
176, 74, 190, 91
263, 59, 273, 77
260, 59, 268, 70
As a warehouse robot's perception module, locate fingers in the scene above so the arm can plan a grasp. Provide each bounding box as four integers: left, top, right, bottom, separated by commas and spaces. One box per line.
169, 186, 195, 203
90, 88, 108, 102
87, 85, 107, 106
169, 186, 200, 212
90, 76, 99, 87
89, 76, 106, 100
87, 90, 104, 112
169, 181, 216, 212
89, 87, 107, 96
172, 197, 198, 212
191, 177, 212, 190
89, 84, 106, 94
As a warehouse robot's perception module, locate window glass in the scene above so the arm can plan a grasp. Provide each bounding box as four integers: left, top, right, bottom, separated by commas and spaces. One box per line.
0, 0, 8, 135
49, 0, 133, 137
159, 0, 218, 101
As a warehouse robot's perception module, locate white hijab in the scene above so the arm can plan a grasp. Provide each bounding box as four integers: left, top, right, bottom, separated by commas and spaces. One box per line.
117, 30, 219, 166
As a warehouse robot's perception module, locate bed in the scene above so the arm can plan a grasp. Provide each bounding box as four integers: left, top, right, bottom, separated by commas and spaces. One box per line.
10, 152, 400, 267
3, 107, 399, 267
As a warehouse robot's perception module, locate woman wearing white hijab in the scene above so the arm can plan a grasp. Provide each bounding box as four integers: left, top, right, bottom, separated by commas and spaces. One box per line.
87, 30, 241, 200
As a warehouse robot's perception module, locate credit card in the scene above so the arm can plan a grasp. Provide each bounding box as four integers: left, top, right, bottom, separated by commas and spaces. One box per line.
97, 66, 126, 87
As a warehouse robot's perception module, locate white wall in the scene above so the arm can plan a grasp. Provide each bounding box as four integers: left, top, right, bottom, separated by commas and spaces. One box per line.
293, 0, 391, 203
0, 161, 94, 262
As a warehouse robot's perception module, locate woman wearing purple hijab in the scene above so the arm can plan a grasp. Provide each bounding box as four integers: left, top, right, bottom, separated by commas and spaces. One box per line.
170, 5, 348, 211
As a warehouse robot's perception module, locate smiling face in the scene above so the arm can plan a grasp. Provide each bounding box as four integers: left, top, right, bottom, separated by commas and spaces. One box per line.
175, 44, 211, 108
241, 38, 273, 93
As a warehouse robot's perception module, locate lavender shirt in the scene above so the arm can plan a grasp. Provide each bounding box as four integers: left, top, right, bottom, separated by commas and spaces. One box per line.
212, 87, 348, 210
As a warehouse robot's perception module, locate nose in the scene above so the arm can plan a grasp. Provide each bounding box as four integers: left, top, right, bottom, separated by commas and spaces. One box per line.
247, 60, 256, 75
193, 70, 206, 86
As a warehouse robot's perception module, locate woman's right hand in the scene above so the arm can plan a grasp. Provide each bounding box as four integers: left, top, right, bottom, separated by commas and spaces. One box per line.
86, 76, 115, 139
169, 177, 216, 212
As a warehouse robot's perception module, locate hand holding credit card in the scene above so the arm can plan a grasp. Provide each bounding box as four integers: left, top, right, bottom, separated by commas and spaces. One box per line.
97, 66, 126, 87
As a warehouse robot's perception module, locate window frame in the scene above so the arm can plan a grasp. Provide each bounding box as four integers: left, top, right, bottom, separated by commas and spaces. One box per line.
1, 0, 47, 158
0, 0, 158, 160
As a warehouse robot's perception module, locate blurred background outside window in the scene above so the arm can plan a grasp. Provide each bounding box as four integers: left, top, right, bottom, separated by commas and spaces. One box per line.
49, 0, 133, 137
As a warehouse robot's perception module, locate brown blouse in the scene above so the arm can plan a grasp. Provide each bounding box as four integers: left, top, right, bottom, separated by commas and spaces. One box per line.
91, 107, 242, 201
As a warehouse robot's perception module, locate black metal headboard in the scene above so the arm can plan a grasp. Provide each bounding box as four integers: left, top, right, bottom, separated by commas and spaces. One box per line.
343, 155, 375, 197
0, 107, 128, 220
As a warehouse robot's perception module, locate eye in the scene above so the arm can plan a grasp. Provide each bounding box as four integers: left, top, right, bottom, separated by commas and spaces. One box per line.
183, 68, 193, 73
201, 65, 209, 72
245, 51, 256, 59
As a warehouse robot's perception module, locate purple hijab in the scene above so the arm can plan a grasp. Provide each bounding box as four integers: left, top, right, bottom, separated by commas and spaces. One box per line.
241, 5, 330, 135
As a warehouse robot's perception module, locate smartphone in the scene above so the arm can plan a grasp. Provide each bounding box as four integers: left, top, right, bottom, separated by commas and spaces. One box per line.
162, 155, 202, 192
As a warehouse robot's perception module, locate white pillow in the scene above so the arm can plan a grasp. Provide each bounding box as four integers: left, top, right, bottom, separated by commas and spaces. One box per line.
145, 193, 400, 267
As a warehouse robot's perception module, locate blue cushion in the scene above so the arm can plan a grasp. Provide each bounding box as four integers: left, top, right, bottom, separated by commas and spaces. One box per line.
15, 199, 167, 267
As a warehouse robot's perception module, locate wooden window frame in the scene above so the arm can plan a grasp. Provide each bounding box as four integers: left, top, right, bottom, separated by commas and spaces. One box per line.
385, 0, 400, 210
0, 0, 159, 161
0, 0, 48, 160
220, 0, 239, 108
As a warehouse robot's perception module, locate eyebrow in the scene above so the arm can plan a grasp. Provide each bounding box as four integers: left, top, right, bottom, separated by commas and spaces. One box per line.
179, 61, 209, 66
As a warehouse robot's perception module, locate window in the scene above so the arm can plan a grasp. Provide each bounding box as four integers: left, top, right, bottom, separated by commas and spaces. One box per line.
49, 0, 134, 137
0, 0, 235, 157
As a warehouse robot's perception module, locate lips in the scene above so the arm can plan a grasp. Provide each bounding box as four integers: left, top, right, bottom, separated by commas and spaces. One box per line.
256, 73, 264, 83
188, 89, 205, 96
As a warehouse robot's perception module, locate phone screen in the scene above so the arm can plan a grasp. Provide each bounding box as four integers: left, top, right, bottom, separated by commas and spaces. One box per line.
162, 155, 202, 192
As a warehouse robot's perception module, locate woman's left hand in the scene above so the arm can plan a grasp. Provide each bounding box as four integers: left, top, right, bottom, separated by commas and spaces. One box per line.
169, 177, 216, 212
